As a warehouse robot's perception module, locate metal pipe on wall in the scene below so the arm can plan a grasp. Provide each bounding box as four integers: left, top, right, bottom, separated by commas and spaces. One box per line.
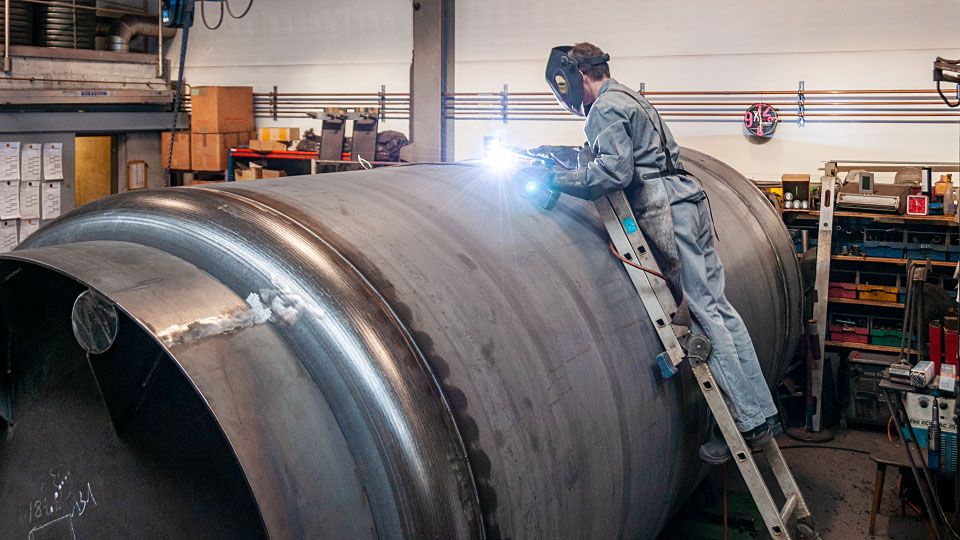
107, 14, 175, 52
3, 0, 10, 72
0, 149, 801, 539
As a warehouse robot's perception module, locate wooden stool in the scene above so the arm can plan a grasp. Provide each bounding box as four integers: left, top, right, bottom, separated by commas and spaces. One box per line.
868, 441, 919, 535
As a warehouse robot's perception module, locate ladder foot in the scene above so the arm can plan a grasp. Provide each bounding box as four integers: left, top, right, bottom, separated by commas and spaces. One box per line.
794, 517, 821, 540
656, 353, 678, 379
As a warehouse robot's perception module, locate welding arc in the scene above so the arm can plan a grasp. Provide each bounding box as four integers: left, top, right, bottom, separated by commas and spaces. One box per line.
608, 242, 669, 281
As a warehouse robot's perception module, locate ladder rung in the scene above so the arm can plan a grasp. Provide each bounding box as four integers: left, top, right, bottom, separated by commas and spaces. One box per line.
780, 493, 798, 524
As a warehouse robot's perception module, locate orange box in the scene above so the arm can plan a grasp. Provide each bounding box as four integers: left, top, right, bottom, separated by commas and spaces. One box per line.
191, 132, 247, 171
161, 131, 191, 170
190, 86, 254, 133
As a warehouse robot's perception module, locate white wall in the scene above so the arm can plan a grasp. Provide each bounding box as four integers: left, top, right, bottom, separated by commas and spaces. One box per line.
169, 0, 960, 179
165, 0, 413, 133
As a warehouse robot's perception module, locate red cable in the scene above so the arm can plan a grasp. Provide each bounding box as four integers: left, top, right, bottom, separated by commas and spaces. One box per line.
608, 243, 670, 282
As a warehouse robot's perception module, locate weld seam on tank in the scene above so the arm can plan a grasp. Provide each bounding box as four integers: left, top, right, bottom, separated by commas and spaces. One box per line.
201, 187, 487, 538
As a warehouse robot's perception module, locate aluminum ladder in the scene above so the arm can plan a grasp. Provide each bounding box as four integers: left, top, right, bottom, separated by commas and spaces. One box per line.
595, 189, 821, 540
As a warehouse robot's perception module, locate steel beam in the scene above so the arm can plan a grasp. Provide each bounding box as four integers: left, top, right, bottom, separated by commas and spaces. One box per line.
409, 0, 454, 162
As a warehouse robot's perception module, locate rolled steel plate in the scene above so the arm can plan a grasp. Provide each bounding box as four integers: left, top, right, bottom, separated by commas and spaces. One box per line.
0, 0, 33, 45
0, 150, 801, 539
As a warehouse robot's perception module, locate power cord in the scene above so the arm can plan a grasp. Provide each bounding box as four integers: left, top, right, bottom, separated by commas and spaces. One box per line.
201, 0, 224, 30
607, 242, 670, 281
937, 80, 960, 108
225, 0, 254, 18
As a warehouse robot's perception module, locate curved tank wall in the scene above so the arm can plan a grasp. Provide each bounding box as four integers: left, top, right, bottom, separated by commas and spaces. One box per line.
0, 148, 801, 539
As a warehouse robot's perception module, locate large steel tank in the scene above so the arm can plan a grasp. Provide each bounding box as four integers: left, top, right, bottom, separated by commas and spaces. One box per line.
0, 148, 801, 539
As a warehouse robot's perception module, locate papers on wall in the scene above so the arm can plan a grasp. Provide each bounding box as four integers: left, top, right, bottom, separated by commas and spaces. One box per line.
19, 181, 39, 219
0, 142, 20, 181
21, 143, 41, 181
18, 218, 38, 243
41, 182, 61, 219
43, 143, 63, 180
0, 180, 19, 219
0, 220, 17, 253
128, 161, 147, 190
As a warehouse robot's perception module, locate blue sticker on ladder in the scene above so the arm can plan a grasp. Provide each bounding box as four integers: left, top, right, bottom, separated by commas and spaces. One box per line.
622, 217, 639, 235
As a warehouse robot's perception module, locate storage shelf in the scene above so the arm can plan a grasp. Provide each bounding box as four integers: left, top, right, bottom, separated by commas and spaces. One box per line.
829, 297, 904, 309
825, 340, 918, 355
831, 255, 957, 267
784, 209, 957, 223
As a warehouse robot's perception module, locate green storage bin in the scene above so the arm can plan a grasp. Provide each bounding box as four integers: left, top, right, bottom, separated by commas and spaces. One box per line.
871, 336, 902, 347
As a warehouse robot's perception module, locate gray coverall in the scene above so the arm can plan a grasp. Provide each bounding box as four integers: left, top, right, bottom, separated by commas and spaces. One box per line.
550, 78, 776, 431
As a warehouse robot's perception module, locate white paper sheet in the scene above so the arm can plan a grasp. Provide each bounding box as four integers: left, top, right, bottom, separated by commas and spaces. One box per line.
0, 142, 20, 181
21, 143, 41, 181
128, 161, 147, 190
43, 143, 63, 180
0, 220, 17, 253
19, 180, 39, 219
18, 218, 39, 243
41, 182, 61, 219
0, 180, 19, 219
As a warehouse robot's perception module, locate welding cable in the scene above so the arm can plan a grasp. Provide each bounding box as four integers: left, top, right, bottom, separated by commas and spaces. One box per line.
908, 502, 938, 540
774, 444, 870, 454
201, 0, 224, 30
937, 80, 960, 108
608, 243, 670, 281
225, 0, 254, 19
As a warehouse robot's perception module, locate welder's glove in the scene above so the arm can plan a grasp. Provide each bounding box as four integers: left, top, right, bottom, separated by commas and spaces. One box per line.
548, 169, 601, 201
577, 143, 596, 169
526, 145, 580, 171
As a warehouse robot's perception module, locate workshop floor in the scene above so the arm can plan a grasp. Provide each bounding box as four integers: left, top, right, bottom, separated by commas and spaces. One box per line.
659, 428, 929, 539
780, 428, 927, 539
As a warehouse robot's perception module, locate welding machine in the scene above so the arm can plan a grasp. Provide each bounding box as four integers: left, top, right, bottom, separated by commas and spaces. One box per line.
905, 392, 958, 475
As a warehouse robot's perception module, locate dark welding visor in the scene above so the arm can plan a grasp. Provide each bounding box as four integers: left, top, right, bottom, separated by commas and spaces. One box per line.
545, 45, 610, 117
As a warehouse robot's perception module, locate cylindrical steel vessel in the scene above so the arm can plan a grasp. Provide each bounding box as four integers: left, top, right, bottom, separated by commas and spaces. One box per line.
0, 149, 801, 539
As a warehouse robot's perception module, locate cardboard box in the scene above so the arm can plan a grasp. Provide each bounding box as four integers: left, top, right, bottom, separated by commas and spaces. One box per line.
190, 86, 254, 134
259, 127, 300, 142
191, 132, 254, 171
235, 168, 259, 181
248, 139, 288, 152
261, 168, 287, 179
235, 164, 287, 181
161, 131, 192, 170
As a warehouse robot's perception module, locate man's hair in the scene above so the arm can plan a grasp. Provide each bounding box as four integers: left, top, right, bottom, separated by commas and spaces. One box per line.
569, 42, 610, 81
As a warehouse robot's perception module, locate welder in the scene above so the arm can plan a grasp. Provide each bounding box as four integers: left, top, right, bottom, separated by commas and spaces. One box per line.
525, 42, 781, 463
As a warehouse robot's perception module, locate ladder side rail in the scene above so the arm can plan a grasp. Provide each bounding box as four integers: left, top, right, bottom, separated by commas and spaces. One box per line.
691, 359, 794, 539
762, 440, 813, 521
594, 195, 685, 368
605, 191, 682, 319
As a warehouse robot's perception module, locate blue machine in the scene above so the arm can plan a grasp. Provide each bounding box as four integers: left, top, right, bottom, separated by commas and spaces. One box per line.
162, 0, 195, 28
905, 392, 958, 476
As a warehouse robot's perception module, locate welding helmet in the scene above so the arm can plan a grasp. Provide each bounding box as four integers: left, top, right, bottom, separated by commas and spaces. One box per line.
545, 45, 610, 117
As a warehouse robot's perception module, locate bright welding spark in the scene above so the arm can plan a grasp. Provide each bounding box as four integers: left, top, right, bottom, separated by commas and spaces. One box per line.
524, 180, 540, 195
484, 139, 519, 173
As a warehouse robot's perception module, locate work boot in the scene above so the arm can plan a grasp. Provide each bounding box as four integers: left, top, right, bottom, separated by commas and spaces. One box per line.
766, 415, 784, 437
698, 424, 774, 465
